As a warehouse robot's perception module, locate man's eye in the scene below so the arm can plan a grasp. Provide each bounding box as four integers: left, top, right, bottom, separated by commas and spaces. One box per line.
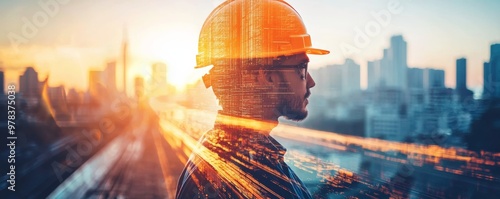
299, 69, 306, 79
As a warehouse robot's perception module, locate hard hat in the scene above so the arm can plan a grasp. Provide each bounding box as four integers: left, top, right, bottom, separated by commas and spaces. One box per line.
195, 0, 329, 69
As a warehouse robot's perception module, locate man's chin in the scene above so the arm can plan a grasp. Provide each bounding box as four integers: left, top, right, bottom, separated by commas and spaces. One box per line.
283, 109, 308, 121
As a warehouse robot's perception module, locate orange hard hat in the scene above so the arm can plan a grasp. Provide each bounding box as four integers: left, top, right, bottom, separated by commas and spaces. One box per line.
195, 0, 329, 68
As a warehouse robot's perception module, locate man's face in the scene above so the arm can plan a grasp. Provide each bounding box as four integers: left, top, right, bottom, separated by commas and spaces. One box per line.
274, 53, 316, 121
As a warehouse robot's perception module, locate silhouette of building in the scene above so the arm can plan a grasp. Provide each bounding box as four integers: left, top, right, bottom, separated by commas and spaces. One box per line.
388, 35, 408, 89
19, 67, 40, 98
456, 58, 467, 90
484, 61, 491, 98
104, 61, 117, 92
313, 64, 342, 98
369, 35, 407, 89
408, 68, 424, 89
366, 88, 409, 141
312, 59, 359, 98
423, 68, 445, 90
367, 60, 381, 90
122, 27, 128, 94
455, 58, 473, 102
483, 44, 500, 99
0, 70, 4, 95
47, 85, 69, 119
342, 59, 360, 96
88, 70, 104, 96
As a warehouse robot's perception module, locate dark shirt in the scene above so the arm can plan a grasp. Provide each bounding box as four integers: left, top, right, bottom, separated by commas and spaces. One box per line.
175, 123, 312, 199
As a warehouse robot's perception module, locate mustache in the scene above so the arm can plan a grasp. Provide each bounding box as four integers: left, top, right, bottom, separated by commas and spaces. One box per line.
305, 90, 311, 99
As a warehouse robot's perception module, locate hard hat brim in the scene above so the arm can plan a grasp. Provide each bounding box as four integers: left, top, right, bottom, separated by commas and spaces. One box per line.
305, 47, 330, 55
194, 48, 330, 68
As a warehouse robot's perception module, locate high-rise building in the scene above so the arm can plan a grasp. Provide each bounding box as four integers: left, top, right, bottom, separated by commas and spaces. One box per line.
311, 64, 342, 98
456, 58, 467, 90
122, 27, 128, 94
0, 70, 4, 95
104, 61, 117, 92
455, 58, 473, 101
19, 67, 39, 98
367, 60, 381, 90
423, 68, 445, 90
482, 44, 500, 99
378, 35, 408, 89
370, 35, 408, 89
365, 87, 409, 141
342, 59, 360, 95
88, 70, 103, 96
488, 44, 500, 98
408, 68, 424, 89
311, 59, 360, 98
47, 85, 68, 116
484, 61, 491, 98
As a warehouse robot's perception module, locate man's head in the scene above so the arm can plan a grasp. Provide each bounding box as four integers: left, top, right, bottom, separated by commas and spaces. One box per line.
267, 53, 315, 121
207, 53, 314, 121
196, 0, 328, 121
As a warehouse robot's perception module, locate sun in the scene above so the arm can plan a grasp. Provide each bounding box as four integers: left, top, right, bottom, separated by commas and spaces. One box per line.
134, 26, 201, 91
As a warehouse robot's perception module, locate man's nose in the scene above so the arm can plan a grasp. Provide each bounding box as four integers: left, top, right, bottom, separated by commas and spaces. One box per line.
307, 72, 316, 88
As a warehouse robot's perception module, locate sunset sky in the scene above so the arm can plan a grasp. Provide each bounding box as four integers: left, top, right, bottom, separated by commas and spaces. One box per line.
1, 0, 499, 94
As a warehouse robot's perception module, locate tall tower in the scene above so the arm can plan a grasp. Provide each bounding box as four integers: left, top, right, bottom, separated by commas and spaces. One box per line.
122, 26, 128, 95
0, 69, 4, 95
388, 35, 407, 89
483, 44, 500, 99
19, 67, 39, 98
456, 58, 466, 90
104, 61, 117, 92
491, 44, 500, 98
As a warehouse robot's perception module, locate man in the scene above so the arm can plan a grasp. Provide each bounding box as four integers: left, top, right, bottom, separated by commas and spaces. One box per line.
176, 0, 329, 198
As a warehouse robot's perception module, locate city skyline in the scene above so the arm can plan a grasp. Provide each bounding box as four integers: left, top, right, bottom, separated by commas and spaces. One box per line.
1, 0, 499, 94
4, 39, 499, 98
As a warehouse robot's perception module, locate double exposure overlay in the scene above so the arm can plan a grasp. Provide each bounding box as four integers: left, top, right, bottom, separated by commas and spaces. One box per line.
1, 0, 500, 199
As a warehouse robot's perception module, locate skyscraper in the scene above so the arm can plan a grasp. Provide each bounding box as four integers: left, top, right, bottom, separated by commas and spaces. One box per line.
408, 68, 424, 89
367, 60, 381, 90
423, 68, 445, 90
19, 67, 39, 98
342, 59, 360, 96
122, 27, 128, 95
456, 58, 467, 90
484, 61, 491, 98
490, 44, 500, 98
386, 35, 408, 89
482, 44, 500, 99
47, 85, 68, 114
456, 58, 473, 101
311, 64, 342, 98
376, 35, 407, 89
88, 70, 103, 96
104, 61, 117, 92
0, 70, 4, 95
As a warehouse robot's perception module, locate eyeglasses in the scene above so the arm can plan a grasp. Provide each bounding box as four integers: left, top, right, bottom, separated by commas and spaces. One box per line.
271, 62, 308, 80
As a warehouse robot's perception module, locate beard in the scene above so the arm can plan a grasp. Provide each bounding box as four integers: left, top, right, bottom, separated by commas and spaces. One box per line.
277, 88, 310, 122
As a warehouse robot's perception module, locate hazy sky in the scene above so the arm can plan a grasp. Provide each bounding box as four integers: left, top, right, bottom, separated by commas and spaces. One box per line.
1, 0, 499, 93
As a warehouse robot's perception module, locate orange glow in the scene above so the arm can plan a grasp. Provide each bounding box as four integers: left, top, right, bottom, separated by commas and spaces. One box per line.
151, 103, 500, 198
158, 104, 500, 171
41, 80, 56, 118
134, 27, 199, 91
